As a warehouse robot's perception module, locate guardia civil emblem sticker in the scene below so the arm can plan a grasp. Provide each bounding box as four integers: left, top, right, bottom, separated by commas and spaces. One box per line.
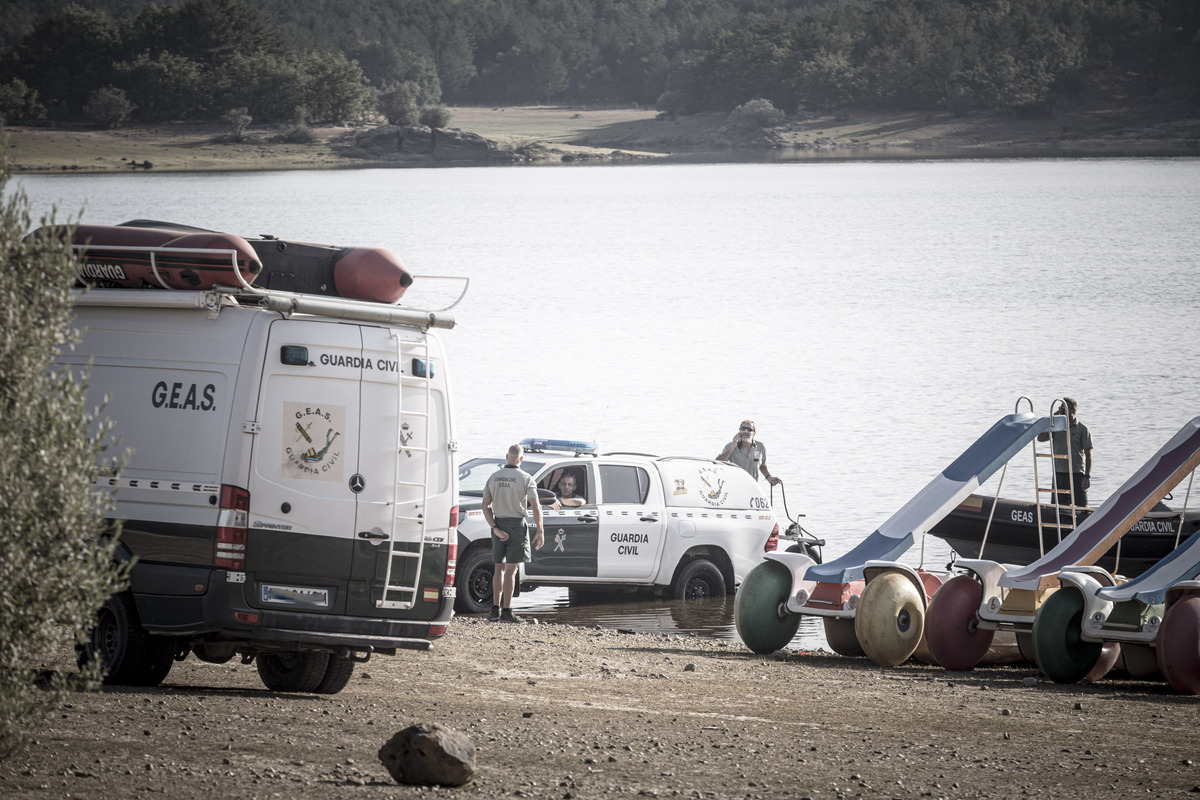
283, 402, 346, 481
696, 466, 728, 507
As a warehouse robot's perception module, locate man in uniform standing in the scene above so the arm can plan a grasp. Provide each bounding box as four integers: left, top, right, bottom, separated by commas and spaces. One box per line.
718, 419, 782, 486
482, 444, 545, 622
1039, 397, 1094, 506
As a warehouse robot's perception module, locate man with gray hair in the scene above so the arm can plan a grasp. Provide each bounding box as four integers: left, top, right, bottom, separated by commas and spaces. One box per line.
717, 419, 782, 486
481, 444, 544, 622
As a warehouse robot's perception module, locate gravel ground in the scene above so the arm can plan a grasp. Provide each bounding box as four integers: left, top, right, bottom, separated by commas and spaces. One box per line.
5, 616, 1200, 799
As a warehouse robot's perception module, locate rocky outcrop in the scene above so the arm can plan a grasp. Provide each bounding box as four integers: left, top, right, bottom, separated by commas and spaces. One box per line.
346, 125, 523, 163
707, 123, 793, 148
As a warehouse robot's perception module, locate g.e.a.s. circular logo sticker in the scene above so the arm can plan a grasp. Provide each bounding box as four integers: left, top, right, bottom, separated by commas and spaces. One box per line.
696, 466, 729, 507
283, 403, 345, 481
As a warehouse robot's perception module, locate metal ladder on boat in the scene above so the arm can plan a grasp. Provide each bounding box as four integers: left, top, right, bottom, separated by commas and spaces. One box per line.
1030, 398, 1077, 558
376, 332, 437, 610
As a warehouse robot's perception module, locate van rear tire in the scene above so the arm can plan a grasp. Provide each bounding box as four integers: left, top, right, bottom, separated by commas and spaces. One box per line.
455, 545, 494, 614
672, 558, 726, 600
78, 591, 174, 687
314, 654, 355, 694
256, 651, 330, 692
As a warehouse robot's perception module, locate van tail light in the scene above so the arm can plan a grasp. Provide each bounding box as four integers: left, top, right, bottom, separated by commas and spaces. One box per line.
444, 506, 459, 587
216, 484, 250, 570
765, 522, 779, 552
445, 541, 458, 587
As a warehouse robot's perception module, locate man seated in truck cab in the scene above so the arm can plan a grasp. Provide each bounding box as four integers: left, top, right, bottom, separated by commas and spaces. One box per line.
541, 468, 587, 509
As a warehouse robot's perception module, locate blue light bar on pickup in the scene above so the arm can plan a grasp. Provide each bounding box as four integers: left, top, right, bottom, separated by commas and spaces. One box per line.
520, 437, 598, 455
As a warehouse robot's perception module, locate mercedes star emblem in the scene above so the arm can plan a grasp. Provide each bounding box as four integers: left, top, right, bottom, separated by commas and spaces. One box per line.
349, 474, 365, 493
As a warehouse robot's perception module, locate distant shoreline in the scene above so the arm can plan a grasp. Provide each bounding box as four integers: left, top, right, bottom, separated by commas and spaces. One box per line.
6, 104, 1198, 174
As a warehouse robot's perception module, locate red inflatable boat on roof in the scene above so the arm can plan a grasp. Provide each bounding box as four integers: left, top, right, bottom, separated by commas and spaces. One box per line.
30, 221, 416, 304
117, 220, 416, 303
32, 223, 264, 291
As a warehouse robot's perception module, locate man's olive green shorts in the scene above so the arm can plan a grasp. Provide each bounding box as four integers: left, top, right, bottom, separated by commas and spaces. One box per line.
491, 517, 531, 563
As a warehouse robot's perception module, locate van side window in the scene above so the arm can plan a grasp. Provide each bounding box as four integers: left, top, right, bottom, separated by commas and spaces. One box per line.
599, 465, 649, 504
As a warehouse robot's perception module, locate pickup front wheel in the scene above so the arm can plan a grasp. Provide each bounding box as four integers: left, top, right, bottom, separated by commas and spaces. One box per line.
455, 545, 495, 615
673, 558, 726, 600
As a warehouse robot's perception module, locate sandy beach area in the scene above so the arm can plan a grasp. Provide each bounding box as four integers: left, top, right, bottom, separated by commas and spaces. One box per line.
4, 616, 1199, 799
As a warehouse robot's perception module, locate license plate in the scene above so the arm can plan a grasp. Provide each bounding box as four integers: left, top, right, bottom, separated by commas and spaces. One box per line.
261, 584, 330, 608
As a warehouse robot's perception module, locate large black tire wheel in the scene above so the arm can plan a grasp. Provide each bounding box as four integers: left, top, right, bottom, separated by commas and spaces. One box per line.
257, 651, 331, 693
454, 545, 494, 615
1032, 588, 1101, 684
78, 591, 175, 687
672, 558, 726, 600
734, 560, 801, 653
314, 654, 355, 695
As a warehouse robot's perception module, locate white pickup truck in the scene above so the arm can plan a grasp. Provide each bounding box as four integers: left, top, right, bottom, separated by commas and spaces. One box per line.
453, 439, 781, 614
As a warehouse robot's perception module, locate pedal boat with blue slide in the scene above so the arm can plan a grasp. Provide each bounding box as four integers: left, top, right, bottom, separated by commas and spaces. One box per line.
923, 415, 1200, 672
734, 398, 1063, 666
1024, 421, 1200, 691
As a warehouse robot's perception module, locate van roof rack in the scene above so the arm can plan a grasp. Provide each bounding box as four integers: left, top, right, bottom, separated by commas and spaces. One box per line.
70, 281, 464, 331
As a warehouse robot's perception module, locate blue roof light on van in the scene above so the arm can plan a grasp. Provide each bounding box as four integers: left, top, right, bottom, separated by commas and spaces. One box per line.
520, 437, 598, 455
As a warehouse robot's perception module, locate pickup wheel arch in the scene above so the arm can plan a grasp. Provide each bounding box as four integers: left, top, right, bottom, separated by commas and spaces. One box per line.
671, 556, 727, 601
670, 548, 734, 597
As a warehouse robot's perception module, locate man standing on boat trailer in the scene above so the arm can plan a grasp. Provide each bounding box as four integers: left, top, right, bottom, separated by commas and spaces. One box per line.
718, 419, 782, 486
1039, 397, 1094, 506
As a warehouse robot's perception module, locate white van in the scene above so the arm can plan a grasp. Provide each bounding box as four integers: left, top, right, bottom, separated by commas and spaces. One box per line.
60, 278, 460, 694
454, 439, 781, 613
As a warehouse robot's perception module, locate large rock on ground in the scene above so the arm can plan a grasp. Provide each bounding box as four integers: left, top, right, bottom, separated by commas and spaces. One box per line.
349, 125, 521, 163
377, 722, 476, 786
430, 127, 522, 162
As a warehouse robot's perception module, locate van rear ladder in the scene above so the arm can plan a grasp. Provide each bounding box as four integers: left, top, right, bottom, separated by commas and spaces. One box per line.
376, 332, 439, 609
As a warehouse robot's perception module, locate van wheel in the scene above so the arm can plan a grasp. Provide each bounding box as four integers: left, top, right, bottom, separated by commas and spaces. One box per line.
673, 559, 726, 601
314, 655, 355, 694
77, 591, 174, 687
455, 546, 494, 615
256, 651, 330, 692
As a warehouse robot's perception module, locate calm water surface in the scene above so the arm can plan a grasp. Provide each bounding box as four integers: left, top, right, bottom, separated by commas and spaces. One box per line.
13, 158, 1200, 649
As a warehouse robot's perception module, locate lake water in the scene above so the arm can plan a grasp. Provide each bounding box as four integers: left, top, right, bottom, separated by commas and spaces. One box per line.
12, 157, 1200, 650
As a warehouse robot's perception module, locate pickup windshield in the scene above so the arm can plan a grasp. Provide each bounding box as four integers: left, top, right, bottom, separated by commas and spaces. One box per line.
458, 457, 544, 496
